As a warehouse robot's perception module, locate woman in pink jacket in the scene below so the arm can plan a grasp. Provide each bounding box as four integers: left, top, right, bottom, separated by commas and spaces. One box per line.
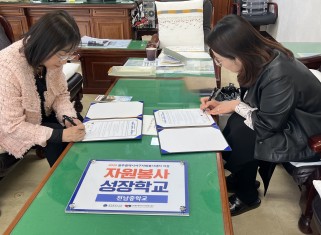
0, 10, 85, 168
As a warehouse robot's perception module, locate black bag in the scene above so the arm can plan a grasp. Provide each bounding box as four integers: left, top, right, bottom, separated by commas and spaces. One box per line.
213, 83, 240, 101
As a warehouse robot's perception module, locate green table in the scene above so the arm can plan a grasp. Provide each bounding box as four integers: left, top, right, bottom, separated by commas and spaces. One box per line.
282, 42, 321, 69
6, 79, 232, 235
282, 42, 321, 58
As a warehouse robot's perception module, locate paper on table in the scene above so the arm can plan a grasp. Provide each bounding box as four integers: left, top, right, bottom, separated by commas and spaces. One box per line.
94, 95, 133, 102
108, 66, 156, 77
80, 36, 131, 48
82, 118, 142, 141
153, 108, 230, 154
157, 126, 230, 154
81, 36, 109, 45
142, 115, 157, 136
154, 108, 214, 128
85, 101, 143, 120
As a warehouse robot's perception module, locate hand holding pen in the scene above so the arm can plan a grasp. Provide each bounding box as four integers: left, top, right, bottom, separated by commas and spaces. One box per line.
202, 89, 217, 112
62, 115, 86, 142
63, 115, 77, 126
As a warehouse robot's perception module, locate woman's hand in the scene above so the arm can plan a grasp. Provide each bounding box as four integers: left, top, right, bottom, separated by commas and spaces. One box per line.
64, 118, 82, 128
205, 100, 241, 115
62, 122, 86, 142
200, 97, 221, 111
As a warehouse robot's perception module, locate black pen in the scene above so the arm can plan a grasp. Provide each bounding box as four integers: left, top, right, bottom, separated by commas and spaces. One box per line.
63, 115, 77, 126
202, 89, 216, 112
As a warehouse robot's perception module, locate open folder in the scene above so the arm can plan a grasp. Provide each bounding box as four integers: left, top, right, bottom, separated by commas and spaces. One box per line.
154, 108, 231, 154
82, 101, 143, 141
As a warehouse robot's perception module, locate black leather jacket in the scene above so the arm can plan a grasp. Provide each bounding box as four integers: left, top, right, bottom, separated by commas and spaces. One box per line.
243, 50, 321, 162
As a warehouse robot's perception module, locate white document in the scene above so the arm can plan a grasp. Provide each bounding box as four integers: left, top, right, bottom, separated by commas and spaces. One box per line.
157, 126, 230, 154
153, 108, 230, 154
85, 101, 143, 120
154, 108, 214, 128
82, 118, 142, 141
83, 101, 143, 141
108, 66, 156, 77
142, 115, 157, 136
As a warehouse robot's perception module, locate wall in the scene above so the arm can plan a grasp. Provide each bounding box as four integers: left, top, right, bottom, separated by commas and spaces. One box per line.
266, 0, 321, 42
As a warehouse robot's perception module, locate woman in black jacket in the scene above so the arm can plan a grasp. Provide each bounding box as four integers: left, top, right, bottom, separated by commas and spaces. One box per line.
201, 14, 321, 216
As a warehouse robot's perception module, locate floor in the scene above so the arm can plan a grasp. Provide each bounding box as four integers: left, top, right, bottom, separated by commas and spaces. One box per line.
0, 70, 307, 235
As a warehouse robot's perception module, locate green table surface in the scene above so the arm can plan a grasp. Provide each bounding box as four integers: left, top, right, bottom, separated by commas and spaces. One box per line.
281, 42, 321, 58
9, 79, 228, 235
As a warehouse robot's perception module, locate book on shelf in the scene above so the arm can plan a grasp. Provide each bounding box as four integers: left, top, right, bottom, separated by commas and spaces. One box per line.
66, 159, 189, 216
82, 101, 143, 141
153, 108, 231, 154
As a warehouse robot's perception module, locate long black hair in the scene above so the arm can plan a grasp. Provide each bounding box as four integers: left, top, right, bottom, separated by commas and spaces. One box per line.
21, 10, 81, 69
206, 14, 293, 87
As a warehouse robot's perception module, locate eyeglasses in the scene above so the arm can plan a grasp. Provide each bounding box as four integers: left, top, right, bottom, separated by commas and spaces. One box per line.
56, 53, 78, 61
213, 57, 222, 67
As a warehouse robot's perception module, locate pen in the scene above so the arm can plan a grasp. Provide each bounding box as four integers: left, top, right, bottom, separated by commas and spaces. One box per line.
202, 89, 217, 112
63, 115, 77, 126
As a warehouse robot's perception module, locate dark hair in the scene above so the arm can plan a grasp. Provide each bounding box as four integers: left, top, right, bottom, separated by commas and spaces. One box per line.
21, 10, 81, 69
206, 14, 294, 87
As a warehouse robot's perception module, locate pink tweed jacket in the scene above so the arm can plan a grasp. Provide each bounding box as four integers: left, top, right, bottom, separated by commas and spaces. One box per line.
0, 40, 77, 158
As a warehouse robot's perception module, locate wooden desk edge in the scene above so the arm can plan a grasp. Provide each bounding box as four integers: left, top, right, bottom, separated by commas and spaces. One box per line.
217, 152, 234, 235
3, 143, 74, 235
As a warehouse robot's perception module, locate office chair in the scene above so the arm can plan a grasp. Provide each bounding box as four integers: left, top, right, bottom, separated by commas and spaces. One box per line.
0, 15, 14, 50
232, 0, 278, 31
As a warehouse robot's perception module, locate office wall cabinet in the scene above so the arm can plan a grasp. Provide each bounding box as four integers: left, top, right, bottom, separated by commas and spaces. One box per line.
0, 3, 137, 40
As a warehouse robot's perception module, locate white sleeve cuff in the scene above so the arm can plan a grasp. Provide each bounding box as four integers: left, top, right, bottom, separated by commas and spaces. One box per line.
235, 102, 257, 130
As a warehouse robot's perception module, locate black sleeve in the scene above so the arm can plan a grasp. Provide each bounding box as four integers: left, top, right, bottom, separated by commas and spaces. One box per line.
48, 129, 63, 143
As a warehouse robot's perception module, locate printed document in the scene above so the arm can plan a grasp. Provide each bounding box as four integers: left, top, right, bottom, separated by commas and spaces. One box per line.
154, 109, 230, 154
82, 101, 143, 141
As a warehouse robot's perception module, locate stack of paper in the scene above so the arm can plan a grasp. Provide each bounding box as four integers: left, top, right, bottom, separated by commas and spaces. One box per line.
163, 47, 211, 64
158, 54, 184, 67
108, 66, 156, 77
82, 101, 143, 141
154, 108, 231, 154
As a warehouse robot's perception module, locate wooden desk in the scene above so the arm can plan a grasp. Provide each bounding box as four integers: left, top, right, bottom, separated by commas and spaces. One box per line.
78, 41, 147, 94
5, 78, 233, 235
282, 42, 321, 69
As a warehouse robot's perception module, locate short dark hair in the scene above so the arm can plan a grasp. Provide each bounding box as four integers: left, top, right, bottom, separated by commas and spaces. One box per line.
206, 14, 294, 87
21, 10, 81, 68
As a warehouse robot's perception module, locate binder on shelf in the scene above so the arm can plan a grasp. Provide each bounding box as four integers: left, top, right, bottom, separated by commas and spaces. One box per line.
82, 101, 144, 142
153, 108, 231, 154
